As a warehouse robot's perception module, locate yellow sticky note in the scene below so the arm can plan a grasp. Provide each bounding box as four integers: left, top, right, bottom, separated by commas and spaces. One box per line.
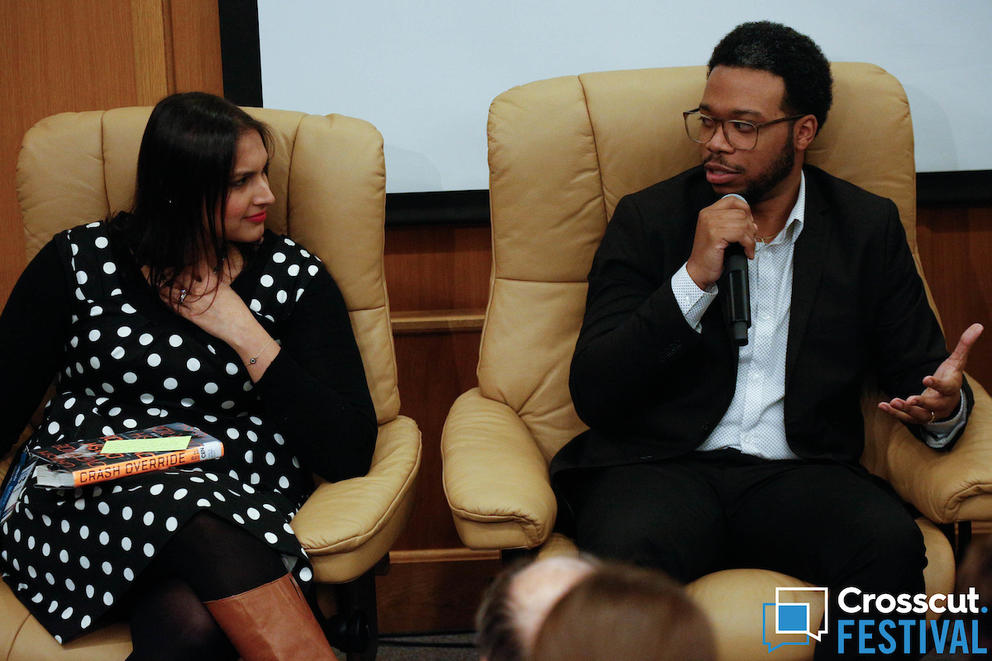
101, 436, 192, 454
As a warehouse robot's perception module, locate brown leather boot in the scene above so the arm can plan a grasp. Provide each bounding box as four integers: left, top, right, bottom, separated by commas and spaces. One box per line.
205, 573, 338, 661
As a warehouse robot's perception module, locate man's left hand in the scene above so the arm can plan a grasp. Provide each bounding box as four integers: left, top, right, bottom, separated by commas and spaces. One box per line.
878, 323, 984, 425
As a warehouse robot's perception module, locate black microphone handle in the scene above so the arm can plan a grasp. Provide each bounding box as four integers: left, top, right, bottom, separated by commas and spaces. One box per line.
724, 243, 750, 346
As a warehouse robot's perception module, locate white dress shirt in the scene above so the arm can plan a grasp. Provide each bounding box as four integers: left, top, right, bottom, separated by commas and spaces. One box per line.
670, 174, 964, 459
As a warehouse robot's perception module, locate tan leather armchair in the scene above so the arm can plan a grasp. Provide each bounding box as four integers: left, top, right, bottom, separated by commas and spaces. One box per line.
442, 63, 992, 660
0, 107, 421, 661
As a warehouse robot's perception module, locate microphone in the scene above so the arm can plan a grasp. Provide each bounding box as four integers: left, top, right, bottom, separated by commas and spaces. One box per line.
721, 194, 750, 346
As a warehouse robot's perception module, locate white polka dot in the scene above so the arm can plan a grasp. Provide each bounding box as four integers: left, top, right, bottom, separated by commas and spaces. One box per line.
121, 506, 133, 520
301, 248, 311, 258
124, 372, 138, 384
101, 383, 114, 393
28, 566, 37, 578
250, 473, 261, 485
85, 584, 94, 598
90, 356, 100, 369
124, 568, 135, 581
213, 491, 226, 502
122, 303, 137, 314
243, 380, 254, 392
242, 484, 255, 494
221, 400, 235, 410
163, 378, 178, 390
58, 549, 69, 562
232, 513, 245, 524
61, 606, 74, 620
147, 353, 161, 367
249, 299, 262, 312
288, 264, 300, 277
111, 346, 126, 360
181, 397, 194, 407
74, 413, 84, 426
299, 567, 313, 582
80, 556, 90, 569
308, 265, 319, 276
203, 414, 218, 423
47, 599, 58, 612
139, 333, 153, 346
102, 562, 113, 575
165, 517, 178, 531
169, 334, 183, 347
47, 421, 60, 435
121, 537, 131, 551
273, 252, 286, 263
197, 498, 211, 507
273, 433, 285, 446
97, 502, 110, 515
62, 519, 72, 531
63, 396, 76, 409
91, 305, 103, 316
123, 418, 137, 428
99, 531, 110, 545
204, 382, 219, 394
266, 504, 278, 513
246, 507, 261, 520
76, 271, 88, 285
103, 262, 116, 274
116, 326, 131, 338
250, 416, 263, 425
227, 428, 240, 440
276, 290, 288, 303
225, 362, 238, 375
103, 592, 114, 606
265, 532, 279, 544
185, 357, 201, 372
260, 274, 274, 288
246, 430, 258, 442
143, 543, 155, 557
279, 476, 291, 489
173, 488, 188, 500
143, 511, 155, 526
140, 393, 154, 404
265, 452, 276, 466
101, 425, 113, 435
108, 407, 121, 416
32, 593, 43, 604
94, 236, 108, 249
69, 336, 79, 348
65, 578, 75, 591
81, 615, 92, 629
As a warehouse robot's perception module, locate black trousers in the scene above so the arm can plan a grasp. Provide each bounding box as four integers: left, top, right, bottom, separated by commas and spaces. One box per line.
560, 449, 927, 659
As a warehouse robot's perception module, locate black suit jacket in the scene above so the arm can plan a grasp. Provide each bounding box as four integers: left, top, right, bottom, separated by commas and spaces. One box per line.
550, 165, 970, 484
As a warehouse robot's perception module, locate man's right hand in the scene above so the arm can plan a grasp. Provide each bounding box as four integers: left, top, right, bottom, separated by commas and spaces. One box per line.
686, 195, 757, 290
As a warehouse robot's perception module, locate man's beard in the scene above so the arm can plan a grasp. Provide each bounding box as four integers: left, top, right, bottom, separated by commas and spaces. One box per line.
739, 132, 795, 203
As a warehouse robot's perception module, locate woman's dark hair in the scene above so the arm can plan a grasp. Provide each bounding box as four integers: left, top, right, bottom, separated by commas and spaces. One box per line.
531, 563, 717, 661
708, 21, 833, 133
128, 91, 272, 290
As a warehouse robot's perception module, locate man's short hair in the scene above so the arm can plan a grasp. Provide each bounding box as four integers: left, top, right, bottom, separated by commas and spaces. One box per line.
475, 561, 528, 661
475, 556, 597, 661
708, 21, 833, 132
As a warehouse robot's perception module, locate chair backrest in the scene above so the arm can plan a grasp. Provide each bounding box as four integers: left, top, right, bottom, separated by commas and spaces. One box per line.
16, 107, 400, 425
482, 62, 929, 461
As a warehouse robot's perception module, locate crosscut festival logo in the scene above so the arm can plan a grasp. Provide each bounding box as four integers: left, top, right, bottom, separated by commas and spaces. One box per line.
762, 586, 988, 655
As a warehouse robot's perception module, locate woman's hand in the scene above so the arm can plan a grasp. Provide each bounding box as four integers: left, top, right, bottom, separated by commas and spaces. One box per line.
160, 263, 279, 381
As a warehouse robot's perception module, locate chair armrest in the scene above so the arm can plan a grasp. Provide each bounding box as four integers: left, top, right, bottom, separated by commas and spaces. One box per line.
292, 415, 421, 556
861, 376, 992, 523
442, 388, 556, 549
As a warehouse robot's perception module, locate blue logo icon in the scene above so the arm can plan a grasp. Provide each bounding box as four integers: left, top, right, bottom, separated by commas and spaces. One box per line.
762, 587, 829, 653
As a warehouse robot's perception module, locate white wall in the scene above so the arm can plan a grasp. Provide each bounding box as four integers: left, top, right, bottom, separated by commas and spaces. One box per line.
259, 1, 992, 193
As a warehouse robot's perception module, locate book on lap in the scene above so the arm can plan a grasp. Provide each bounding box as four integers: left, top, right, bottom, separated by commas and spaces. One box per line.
31, 422, 224, 489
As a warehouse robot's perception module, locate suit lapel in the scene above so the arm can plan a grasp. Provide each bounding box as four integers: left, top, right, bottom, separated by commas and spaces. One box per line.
786, 169, 831, 385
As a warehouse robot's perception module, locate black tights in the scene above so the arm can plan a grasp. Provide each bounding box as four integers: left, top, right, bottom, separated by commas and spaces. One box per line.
126, 512, 289, 661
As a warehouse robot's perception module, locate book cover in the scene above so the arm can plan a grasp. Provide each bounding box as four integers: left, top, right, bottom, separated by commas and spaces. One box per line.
31, 422, 224, 489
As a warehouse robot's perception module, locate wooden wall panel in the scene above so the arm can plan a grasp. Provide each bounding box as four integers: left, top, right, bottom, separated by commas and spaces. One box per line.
917, 204, 992, 388
0, 0, 222, 308
384, 224, 492, 312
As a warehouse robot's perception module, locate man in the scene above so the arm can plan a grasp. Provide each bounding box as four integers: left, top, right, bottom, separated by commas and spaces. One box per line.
550, 21, 982, 659
475, 556, 595, 661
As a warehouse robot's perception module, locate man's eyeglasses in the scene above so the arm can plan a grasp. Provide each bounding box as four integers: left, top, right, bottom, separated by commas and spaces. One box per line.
682, 108, 806, 151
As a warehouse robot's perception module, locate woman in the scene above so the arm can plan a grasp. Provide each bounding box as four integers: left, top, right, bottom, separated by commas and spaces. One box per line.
0, 92, 378, 660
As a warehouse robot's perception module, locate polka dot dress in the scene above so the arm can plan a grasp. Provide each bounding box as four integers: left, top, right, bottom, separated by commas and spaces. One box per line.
0, 221, 326, 643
